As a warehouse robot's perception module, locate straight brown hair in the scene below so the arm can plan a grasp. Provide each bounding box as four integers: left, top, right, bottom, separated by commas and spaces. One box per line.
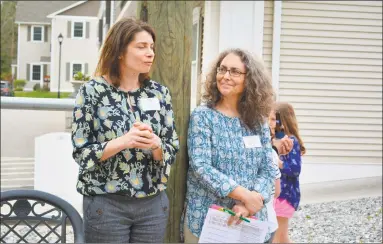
276, 102, 306, 155
94, 18, 156, 87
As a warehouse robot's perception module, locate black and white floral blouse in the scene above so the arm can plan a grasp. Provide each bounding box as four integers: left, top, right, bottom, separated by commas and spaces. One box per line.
71, 76, 179, 197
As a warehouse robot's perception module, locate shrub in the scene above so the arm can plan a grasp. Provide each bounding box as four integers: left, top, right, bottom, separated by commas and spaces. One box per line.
42, 84, 50, 92
33, 83, 41, 91
73, 72, 90, 81
14, 79, 26, 88
14, 87, 23, 91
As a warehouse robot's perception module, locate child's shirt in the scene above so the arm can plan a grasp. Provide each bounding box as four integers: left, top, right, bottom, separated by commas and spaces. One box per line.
278, 135, 302, 210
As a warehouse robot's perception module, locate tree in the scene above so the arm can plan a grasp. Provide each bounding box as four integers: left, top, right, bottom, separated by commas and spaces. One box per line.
1, 1, 17, 77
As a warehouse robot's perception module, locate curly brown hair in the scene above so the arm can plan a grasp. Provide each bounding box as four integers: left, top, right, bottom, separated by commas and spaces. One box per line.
202, 48, 274, 130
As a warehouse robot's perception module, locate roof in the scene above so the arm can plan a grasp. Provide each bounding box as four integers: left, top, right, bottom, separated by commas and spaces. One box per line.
15, 1, 78, 24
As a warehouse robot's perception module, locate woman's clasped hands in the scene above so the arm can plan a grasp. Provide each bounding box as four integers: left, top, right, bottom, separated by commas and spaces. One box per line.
120, 121, 161, 150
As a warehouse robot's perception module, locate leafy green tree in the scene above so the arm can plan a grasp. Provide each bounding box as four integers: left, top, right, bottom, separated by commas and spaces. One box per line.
1, 1, 17, 77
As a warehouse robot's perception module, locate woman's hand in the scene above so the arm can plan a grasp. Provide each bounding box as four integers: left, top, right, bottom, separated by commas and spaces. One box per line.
227, 203, 250, 226
272, 136, 293, 155
241, 191, 264, 215
278, 159, 283, 169
119, 122, 160, 150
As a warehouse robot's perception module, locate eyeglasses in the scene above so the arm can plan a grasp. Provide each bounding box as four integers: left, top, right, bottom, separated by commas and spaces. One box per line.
216, 67, 246, 77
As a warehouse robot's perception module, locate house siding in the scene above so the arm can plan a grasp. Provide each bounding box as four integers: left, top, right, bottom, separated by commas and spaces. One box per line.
59, 1, 100, 17
262, 0, 273, 72
50, 17, 99, 92
18, 24, 51, 82
278, 1, 382, 164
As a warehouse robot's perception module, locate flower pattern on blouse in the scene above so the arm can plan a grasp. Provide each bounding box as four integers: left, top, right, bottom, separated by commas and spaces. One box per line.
278, 136, 302, 210
71, 77, 179, 197
184, 105, 275, 239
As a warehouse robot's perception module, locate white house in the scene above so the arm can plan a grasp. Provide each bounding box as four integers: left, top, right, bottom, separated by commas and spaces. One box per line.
115, 1, 383, 185
15, 1, 100, 92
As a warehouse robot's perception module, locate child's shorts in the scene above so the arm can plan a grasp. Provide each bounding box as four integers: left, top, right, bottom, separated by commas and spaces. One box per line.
274, 198, 295, 218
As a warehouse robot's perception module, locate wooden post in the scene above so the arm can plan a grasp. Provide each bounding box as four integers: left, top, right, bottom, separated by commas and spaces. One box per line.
139, 1, 193, 242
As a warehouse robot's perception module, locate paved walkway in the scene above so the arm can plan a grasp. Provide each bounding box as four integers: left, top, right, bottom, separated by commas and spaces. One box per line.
300, 176, 382, 205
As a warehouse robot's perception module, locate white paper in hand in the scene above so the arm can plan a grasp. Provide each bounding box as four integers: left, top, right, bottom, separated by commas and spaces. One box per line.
199, 208, 270, 243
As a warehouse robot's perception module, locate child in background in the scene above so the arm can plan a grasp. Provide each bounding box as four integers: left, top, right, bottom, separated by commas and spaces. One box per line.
266, 107, 282, 243
273, 102, 306, 244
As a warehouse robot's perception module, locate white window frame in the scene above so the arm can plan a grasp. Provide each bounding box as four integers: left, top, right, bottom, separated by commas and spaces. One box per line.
30, 63, 42, 82
190, 7, 201, 113
31, 25, 44, 42
70, 62, 85, 81
72, 21, 85, 39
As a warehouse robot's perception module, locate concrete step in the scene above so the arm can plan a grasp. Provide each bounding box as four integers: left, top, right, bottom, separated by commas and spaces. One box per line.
1, 172, 34, 179
1, 167, 34, 173
1, 162, 34, 169
1, 178, 34, 189
1, 185, 34, 191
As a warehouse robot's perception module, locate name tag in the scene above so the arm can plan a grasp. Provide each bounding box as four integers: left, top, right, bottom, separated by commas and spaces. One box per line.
140, 98, 161, 111
243, 135, 262, 148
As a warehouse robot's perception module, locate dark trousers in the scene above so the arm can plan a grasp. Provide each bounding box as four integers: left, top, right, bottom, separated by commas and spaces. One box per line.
83, 191, 169, 243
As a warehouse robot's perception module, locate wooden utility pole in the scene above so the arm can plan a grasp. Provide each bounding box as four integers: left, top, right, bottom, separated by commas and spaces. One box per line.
138, 1, 192, 242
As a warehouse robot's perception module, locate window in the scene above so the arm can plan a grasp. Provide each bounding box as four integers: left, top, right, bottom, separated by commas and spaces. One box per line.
72, 63, 83, 77
32, 65, 41, 81
73, 22, 84, 38
32, 26, 43, 41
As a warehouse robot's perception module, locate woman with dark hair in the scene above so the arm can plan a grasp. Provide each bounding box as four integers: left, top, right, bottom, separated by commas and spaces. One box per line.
183, 48, 276, 243
71, 18, 179, 243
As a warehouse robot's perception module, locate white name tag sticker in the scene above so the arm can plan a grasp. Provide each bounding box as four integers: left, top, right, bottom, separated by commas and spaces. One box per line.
243, 135, 262, 148
140, 98, 161, 111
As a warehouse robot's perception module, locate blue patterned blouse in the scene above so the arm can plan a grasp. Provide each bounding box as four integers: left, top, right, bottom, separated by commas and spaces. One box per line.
278, 136, 302, 210
184, 105, 275, 239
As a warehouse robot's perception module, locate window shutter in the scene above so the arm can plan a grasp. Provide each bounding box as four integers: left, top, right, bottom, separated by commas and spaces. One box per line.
98, 19, 103, 44
43, 64, 48, 77
27, 26, 31, 41
67, 21, 71, 38
86, 22, 90, 39
66, 62, 70, 81
44, 26, 48, 42
26, 64, 30, 81
84, 63, 88, 75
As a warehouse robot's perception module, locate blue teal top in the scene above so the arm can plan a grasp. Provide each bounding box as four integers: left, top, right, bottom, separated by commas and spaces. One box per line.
184, 105, 275, 239
278, 136, 302, 210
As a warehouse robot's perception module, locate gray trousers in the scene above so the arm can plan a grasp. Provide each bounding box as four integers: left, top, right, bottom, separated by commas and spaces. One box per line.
83, 191, 169, 243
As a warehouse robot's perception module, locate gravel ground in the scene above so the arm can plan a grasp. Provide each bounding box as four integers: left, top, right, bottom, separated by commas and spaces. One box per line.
2, 197, 381, 243
290, 196, 382, 243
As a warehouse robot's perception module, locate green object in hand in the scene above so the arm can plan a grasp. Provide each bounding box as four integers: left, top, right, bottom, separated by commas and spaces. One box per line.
221, 208, 251, 223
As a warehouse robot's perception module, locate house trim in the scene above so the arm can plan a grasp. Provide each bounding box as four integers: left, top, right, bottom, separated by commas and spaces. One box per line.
50, 19, 56, 93
17, 24, 20, 79
111, 0, 115, 26
31, 25, 44, 43
271, 1, 282, 100
253, 1, 265, 56
30, 63, 43, 83
49, 15, 98, 20
201, 1, 220, 76
47, 1, 87, 18
15, 21, 50, 25
71, 21, 86, 39
116, 1, 132, 22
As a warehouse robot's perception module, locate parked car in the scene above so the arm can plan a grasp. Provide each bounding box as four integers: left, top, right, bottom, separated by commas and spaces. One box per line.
1, 80, 14, 96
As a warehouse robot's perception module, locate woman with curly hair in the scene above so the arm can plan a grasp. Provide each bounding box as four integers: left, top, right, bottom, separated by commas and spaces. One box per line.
182, 48, 277, 243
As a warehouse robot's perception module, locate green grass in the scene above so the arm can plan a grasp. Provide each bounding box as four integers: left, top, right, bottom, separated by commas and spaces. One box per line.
14, 91, 72, 99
